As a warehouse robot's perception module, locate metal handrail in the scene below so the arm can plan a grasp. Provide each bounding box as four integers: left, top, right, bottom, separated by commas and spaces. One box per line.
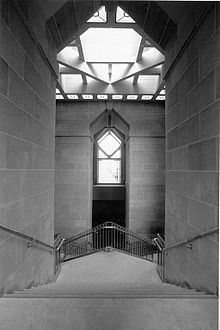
65, 221, 154, 245
163, 227, 218, 252
154, 233, 165, 250
54, 233, 61, 245
154, 238, 164, 251
56, 238, 65, 250
0, 223, 57, 252
61, 221, 156, 262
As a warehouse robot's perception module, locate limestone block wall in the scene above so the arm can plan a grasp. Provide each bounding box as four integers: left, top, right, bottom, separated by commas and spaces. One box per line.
116, 102, 165, 236
165, 3, 219, 293
0, 0, 57, 293
55, 102, 104, 238
55, 101, 165, 238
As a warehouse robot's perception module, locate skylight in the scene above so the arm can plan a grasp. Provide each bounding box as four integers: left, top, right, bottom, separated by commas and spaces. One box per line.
67, 94, 78, 99
80, 28, 141, 62
116, 6, 135, 23
57, 5, 165, 100
56, 95, 64, 99
141, 95, 153, 100
87, 6, 107, 23
112, 95, 123, 100
156, 95, 165, 100
97, 95, 108, 100
138, 75, 160, 94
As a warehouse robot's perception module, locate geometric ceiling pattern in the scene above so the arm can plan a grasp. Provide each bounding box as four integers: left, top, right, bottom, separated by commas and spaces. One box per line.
56, 6, 166, 101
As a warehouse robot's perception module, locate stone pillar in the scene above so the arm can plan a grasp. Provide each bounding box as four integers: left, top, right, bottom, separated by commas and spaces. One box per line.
165, 3, 219, 293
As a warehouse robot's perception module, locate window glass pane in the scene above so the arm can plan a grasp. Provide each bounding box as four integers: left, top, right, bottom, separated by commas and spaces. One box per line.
98, 160, 121, 183
98, 149, 107, 158
112, 149, 121, 158
98, 132, 121, 155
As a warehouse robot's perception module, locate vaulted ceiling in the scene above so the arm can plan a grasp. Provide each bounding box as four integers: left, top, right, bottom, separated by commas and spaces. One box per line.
33, 1, 201, 102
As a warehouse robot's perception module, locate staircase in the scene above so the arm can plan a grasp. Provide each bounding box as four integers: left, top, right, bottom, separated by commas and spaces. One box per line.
0, 251, 217, 330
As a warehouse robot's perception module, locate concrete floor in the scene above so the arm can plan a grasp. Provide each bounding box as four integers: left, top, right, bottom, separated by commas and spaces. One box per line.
0, 251, 218, 330
56, 250, 162, 291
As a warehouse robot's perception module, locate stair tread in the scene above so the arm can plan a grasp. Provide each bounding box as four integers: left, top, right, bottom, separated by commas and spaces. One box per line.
4, 294, 216, 299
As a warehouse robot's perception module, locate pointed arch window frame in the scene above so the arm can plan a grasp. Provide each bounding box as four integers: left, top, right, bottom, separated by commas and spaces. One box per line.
94, 127, 125, 185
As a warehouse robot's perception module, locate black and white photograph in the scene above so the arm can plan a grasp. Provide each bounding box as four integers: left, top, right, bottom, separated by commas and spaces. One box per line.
0, 0, 219, 329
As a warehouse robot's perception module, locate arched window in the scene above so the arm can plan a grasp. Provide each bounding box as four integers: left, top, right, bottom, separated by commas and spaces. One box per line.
94, 129, 124, 184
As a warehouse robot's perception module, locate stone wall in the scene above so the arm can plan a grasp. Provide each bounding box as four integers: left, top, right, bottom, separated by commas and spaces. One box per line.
165, 3, 219, 293
116, 102, 165, 236
55, 101, 165, 237
55, 102, 105, 237
0, 0, 57, 293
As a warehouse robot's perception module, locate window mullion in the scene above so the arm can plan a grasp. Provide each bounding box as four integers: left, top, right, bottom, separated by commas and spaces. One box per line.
98, 146, 109, 158
109, 145, 121, 158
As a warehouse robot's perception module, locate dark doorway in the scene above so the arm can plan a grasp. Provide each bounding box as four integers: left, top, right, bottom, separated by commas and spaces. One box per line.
92, 186, 125, 227
92, 200, 125, 227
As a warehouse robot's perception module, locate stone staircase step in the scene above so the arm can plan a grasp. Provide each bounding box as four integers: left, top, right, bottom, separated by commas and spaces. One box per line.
4, 294, 215, 299
0, 252, 217, 330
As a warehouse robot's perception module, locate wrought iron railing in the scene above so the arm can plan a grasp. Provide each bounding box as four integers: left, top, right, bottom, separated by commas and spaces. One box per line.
154, 233, 165, 280
60, 222, 156, 262
54, 234, 66, 275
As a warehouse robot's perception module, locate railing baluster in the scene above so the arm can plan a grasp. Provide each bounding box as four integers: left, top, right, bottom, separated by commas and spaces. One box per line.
61, 222, 156, 262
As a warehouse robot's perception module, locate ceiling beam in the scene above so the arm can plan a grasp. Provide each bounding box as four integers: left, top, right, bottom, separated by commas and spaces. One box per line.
57, 51, 109, 83
57, 75, 68, 100
57, 76, 160, 95
152, 79, 165, 100
59, 66, 80, 74
111, 48, 164, 83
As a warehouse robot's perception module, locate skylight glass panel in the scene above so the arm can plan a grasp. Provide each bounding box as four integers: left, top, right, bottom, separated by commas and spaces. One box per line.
87, 6, 107, 23
116, 6, 135, 23
61, 74, 83, 93
56, 88, 60, 93
141, 95, 153, 100
112, 95, 123, 100
82, 94, 93, 99
58, 46, 79, 61
156, 95, 165, 100
56, 95, 64, 99
80, 28, 141, 62
138, 75, 160, 94
160, 89, 166, 95
90, 64, 109, 82
67, 94, 79, 99
127, 95, 138, 100
97, 95, 108, 99
111, 64, 131, 82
